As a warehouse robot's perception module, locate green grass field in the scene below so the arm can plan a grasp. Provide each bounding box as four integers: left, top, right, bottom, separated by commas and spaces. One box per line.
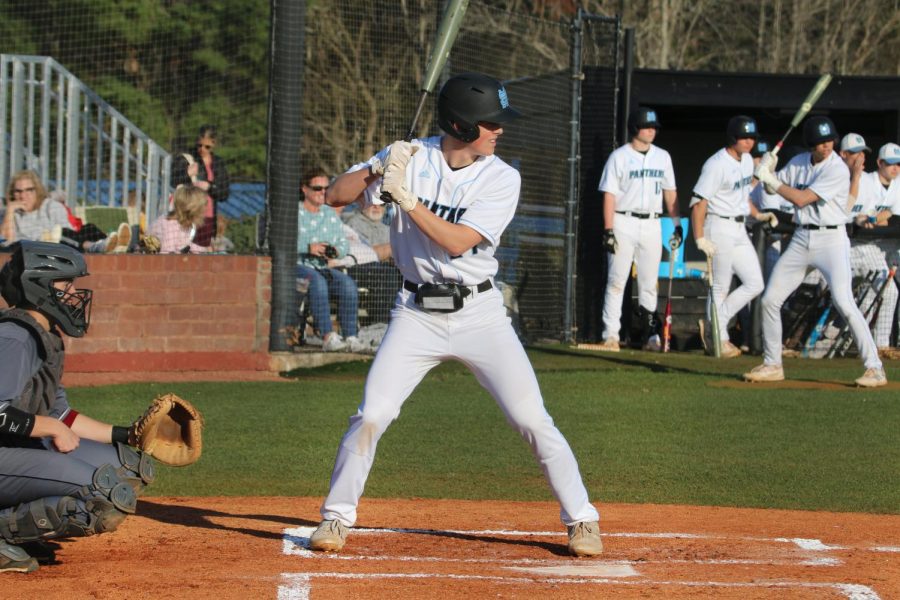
68, 347, 900, 514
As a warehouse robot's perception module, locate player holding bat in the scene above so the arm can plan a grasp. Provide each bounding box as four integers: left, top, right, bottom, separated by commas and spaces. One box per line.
691, 116, 775, 358
746, 116, 886, 387
308, 73, 603, 557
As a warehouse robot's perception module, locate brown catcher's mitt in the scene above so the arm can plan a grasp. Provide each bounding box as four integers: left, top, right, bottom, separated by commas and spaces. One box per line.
129, 393, 203, 466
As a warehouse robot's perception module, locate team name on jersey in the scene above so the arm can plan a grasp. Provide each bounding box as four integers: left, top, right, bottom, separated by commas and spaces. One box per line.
628, 168, 665, 179
733, 175, 753, 190
421, 197, 468, 224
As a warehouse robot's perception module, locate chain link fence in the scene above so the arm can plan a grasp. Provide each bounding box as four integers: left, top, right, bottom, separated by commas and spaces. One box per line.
1, 1, 619, 345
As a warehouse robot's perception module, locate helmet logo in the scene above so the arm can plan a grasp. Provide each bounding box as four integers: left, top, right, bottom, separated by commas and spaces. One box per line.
818, 122, 831, 136
646, 110, 657, 122
498, 87, 509, 109
745, 121, 756, 134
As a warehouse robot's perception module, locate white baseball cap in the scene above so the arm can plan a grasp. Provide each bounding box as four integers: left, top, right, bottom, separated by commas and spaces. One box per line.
840, 133, 870, 153
878, 143, 900, 165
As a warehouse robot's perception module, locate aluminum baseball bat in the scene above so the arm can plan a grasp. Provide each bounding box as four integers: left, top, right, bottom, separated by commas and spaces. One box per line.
772, 73, 832, 157
405, 0, 470, 141
706, 255, 722, 358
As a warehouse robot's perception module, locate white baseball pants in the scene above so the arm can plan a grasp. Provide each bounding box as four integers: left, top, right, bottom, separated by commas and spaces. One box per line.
319, 288, 600, 527
602, 215, 661, 340
850, 242, 898, 348
704, 216, 764, 342
761, 229, 881, 369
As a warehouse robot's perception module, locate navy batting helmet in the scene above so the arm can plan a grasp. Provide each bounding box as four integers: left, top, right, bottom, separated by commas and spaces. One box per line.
802, 116, 839, 147
437, 73, 521, 143
752, 138, 771, 158
628, 107, 661, 137
726, 115, 758, 145
0, 240, 93, 337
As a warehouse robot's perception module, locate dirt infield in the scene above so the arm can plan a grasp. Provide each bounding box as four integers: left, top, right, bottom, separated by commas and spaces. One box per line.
13, 497, 900, 599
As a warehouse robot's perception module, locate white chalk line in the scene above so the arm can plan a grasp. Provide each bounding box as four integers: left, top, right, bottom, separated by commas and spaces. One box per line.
279, 527, 890, 599
277, 572, 881, 600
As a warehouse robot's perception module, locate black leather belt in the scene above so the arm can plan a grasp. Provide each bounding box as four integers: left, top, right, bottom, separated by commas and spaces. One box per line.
710, 214, 745, 223
615, 211, 659, 219
800, 224, 840, 230
404, 280, 492, 295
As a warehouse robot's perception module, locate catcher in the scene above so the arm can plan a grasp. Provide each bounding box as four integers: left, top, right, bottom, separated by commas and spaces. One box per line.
0, 241, 202, 573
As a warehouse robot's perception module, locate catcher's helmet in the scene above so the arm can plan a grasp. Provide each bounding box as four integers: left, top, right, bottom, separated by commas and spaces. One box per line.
627, 107, 661, 137
802, 116, 839, 147
0, 240, 92, 337
438, 73, 521, 143
726, 115, 758, 145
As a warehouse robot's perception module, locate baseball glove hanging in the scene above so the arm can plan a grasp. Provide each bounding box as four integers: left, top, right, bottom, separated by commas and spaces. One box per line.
129, 393, 203, 466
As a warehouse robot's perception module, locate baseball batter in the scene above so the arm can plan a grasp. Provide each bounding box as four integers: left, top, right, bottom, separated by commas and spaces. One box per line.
748, 116, 886, 387
307, 73, 602, 557
691, 116, 776, 358
597, 107, 681, 352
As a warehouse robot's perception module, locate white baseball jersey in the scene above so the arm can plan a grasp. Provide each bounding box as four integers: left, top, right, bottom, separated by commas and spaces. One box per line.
857, 170, 900, 214
690, 148, 754, 216
598, 143, 676, 214
358, 136, 517, 286
777, 151, 850, 226
751, 182, 794, 214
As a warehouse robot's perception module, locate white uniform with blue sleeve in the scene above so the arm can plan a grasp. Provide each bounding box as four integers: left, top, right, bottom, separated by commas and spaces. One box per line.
598, 143, 676, 341
319, 135, 599, 529
691, 148, 763, 343
760, 152, 881, 369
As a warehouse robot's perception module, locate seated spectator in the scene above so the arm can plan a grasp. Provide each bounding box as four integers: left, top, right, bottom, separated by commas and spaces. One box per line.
147, 185, 210, 254
171, 125, 230, 248
1, 170, 128, 253
332, 202, 402, 324
297, 168, 364, 352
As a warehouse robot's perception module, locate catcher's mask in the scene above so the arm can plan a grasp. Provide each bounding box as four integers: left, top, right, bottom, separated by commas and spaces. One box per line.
0, 240, 93, 337
437, 73, 521, 143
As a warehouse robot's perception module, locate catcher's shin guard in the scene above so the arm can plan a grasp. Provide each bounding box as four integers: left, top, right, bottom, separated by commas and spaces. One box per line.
115, 442, 156, 494
0, 493, 128, 544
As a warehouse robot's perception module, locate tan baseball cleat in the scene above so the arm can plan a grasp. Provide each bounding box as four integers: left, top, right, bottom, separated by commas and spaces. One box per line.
596, 337, 620, 352
309, 519, 350, 552
567, 521, 603, 557
855, 367, 887, 388
743, 363, 784, 382
721, 341, 742, 358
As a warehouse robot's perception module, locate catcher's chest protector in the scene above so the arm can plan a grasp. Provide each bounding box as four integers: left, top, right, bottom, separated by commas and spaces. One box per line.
0, 309, 64, 417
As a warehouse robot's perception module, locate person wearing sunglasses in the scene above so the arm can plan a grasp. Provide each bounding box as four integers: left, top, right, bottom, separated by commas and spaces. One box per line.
1, 170, 127, 253
296, 168, 365, 353
172, 124, 231, 247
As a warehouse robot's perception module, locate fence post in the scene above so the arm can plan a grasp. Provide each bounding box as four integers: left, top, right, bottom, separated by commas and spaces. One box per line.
563, 9, 585, 344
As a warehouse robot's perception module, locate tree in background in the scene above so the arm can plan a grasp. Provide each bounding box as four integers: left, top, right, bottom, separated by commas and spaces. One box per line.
1, 0, 898, 181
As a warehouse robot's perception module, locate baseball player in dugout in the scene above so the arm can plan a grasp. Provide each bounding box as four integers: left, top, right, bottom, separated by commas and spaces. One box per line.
0, 241, 157, 573
691, 116, 775, 358
846, 139, 900, 354
309, 72, 603, 557
596, 107, 681, 352
747, 116, 887, 387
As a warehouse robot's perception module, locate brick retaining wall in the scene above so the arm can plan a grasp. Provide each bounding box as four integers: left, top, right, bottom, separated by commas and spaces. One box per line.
1, 253, 273, 372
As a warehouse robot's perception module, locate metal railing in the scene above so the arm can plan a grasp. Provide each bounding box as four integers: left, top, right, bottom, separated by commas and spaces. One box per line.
0, 55, 171, 224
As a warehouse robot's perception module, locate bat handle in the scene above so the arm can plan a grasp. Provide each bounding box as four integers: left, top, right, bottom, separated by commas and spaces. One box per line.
405, 90, 429, 142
